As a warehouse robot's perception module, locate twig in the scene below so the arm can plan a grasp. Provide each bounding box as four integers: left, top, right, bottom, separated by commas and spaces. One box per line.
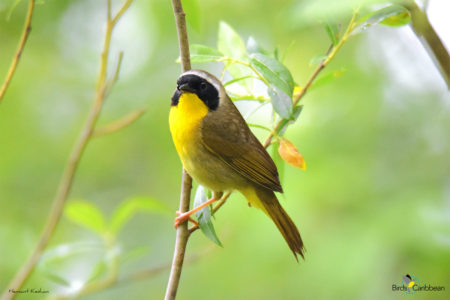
404, 1, 449, 88
264, 10, 358, 147
92, 108, 146, 137
217, 57, 270, 86
0, 1, 133, 299
165, 0, 193, 299
188, 10, 360, 235
105, 51, 124, 95
172, 0, 191, 72
0, 0, 35, 103
165, 170, 192, 300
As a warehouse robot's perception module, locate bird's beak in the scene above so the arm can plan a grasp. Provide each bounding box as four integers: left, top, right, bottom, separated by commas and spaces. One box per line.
178, 83, 195, 93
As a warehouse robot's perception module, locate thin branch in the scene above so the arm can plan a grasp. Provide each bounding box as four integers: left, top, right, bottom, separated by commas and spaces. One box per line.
1, 2, 133, 299
264, 10, 358, 147
165, 170, 192, 300
165, 0, 193, 299
218, 57, 270, 86
107, 0, 112, 21
111, 0, 133, 26
404, 0, 450, 88
0, 0, 35, 103
223, 75, 260, 86
105, 51, 124, 95
172, 0, 191, 73
229, 94, 270, 102
92, 107, 146, 137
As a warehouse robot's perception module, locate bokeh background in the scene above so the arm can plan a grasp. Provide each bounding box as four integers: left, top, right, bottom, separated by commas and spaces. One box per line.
1, 0, 449, 299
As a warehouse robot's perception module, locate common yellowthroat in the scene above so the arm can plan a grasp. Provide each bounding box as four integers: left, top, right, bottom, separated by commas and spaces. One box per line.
169, 70, 305, 259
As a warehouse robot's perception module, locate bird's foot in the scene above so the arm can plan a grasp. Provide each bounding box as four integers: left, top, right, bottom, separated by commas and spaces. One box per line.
174, 211, 198, 228
173, 197, 219, 228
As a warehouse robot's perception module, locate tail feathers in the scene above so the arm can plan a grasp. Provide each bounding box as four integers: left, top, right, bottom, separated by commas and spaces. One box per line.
256, 188, 305, 260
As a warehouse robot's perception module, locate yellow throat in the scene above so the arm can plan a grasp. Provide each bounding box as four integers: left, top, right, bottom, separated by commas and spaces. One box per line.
169, 92, 208, 159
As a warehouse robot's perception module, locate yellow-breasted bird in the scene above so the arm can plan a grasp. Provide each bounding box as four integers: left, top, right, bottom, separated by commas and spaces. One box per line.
169, 69, 305, 259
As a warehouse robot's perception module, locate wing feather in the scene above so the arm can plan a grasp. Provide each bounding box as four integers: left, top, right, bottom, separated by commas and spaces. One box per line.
201, 105, 282, 192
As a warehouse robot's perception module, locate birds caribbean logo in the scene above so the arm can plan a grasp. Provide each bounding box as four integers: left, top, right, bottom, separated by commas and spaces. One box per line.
402, 274, 419, 294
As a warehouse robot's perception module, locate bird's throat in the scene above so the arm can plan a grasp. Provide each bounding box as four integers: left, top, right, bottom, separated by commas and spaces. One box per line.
169, 92, 208, 159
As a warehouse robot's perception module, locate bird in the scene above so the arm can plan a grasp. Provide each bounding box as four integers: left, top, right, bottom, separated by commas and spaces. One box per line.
169, 69, 305, 259
403, 274, 415, 292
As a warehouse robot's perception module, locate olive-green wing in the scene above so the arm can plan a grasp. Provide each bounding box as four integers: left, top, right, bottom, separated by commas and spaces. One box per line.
201, 111, 282, 192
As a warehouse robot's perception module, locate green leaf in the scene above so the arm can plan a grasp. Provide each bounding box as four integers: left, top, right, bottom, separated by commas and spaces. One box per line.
223, 75, 256, 87
86, 260, 107, 283
268, 85, 293, 120
250, 53, 295, 97
310, 68, 346, 90
194, 186, 222, 246
280, 40, 296, 63
183, 0, 201, 32
277, 105, 303, 136
40, 242, 104, 267
353, 4, 411, 34
119, 245, 151, 264
6, 0, 23, 20
217, 21, 246, 60
217, 21, 252, 89
285, 0, 383, 28
65, 200, 106, 235
188, 44, 224, 63
380, 10, 411, 27
43, 271, 71, 287
309, 55, 327, 67
109, 196, 169, 234
272, 140, 285, 183
246, 36, 270, 55
324, 22, 339, 46
247, 123, 271, 132
274, 47, 279, 60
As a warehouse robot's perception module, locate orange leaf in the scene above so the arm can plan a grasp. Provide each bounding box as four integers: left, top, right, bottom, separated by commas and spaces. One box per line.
278, 138, 306, 170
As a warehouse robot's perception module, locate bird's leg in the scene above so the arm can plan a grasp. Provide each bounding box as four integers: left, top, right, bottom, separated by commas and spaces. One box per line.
174, 197, 218, 228
175, 211, 198, 226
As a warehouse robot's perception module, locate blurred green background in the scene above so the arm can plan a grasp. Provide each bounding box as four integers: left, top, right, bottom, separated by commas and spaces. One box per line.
1, 0, 449, 299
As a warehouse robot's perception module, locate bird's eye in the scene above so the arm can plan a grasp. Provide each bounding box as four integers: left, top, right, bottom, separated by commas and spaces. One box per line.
200, 82, 207, 90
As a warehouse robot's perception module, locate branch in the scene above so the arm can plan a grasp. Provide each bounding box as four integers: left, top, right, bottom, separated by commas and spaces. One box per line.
0, 0, 35, 103
92, 108, 146, 138
404, 0, 450, 88
1, 1, 133, 299
264, 10, 358, 147
165, 170, 192, 300
172, 0, 191, 73
105, 51, 124, 95
165, 0, 192, 298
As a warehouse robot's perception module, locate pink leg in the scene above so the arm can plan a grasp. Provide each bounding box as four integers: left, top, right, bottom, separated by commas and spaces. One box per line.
174, 198, 218, 228
175, 211, 198, 226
